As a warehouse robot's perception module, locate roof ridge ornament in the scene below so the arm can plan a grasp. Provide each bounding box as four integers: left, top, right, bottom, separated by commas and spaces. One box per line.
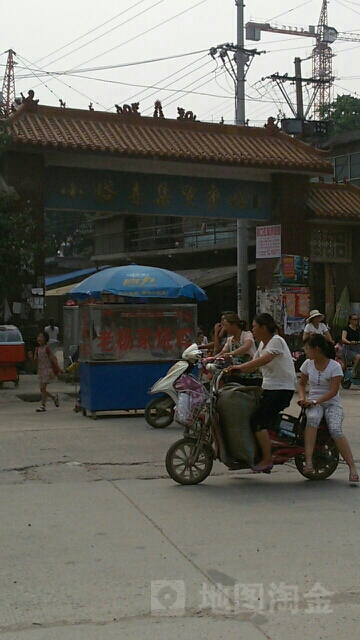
20, 90, 39, 110
177, 107, 197, 122
153, 100, 165, 118
264, 116, 279, 133
115, 102, 140, 116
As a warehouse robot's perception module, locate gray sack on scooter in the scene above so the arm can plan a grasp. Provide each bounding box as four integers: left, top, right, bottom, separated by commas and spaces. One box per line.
216, 384, 262, 467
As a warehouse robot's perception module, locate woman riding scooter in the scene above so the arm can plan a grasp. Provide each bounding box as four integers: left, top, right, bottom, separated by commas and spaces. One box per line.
228, 313, 297, 473
341, 314, 360, 377
216, 313, 260, 386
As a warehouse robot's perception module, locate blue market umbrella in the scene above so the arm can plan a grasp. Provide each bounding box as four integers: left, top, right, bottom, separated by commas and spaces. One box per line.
68, 265, 207, 301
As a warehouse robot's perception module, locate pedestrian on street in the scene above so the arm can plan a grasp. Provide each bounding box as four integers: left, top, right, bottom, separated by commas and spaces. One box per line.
30, 331, 60, 412
302, 309, 333, 343
44, 318, 60, 352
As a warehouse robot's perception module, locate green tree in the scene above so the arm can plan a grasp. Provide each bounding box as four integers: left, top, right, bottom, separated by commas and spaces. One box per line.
0, 192, 41, 299
0, 126, 42, 300
319, 94, 360, 135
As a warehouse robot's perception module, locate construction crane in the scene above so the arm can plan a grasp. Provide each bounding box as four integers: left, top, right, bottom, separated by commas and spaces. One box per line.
246, 0, 360, 117
0, 49, 16, 117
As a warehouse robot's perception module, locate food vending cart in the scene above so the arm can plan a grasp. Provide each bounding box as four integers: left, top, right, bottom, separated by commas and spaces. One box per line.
0, 325, 25, 387
77, 303, 197, 418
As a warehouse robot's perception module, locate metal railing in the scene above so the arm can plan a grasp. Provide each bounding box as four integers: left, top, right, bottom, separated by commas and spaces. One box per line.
94, 219, 247, 255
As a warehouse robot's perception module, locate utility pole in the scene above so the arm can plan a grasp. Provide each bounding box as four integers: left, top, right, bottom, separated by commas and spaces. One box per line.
1, 49, 16, 117
209, 4, 263, 322
294, 57, 304, 119
235, 0, 248, 323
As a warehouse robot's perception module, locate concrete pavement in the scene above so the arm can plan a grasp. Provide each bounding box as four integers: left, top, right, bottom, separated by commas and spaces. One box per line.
0, 373, 359, 639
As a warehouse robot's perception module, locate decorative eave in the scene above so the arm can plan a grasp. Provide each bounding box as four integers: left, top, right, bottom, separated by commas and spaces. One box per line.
4, 93, 333, 175
307, 181, 360, 221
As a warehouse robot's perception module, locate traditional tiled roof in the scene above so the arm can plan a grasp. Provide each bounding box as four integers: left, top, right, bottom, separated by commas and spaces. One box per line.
308, 181, 360, 220
4, 98, 333, 174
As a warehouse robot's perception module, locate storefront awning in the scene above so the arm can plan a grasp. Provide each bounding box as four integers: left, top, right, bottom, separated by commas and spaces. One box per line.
177, 265, 254, 287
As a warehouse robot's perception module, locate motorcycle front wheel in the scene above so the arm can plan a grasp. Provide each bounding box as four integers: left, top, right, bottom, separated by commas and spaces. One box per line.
165, 437, 213, 485
145, 395, 174, 428
295, 441, 339, 480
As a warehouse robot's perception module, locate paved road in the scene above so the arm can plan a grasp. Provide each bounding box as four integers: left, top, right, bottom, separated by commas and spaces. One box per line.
0, 374, 359, 639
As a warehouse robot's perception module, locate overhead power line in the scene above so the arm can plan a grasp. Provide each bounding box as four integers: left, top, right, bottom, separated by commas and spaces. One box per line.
70, 0, 208, 70
45, 0, 166, 69
15, 49, 209, 80
33, 0, 153, 66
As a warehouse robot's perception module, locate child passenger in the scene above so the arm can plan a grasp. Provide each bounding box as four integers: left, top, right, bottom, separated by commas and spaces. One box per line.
297, 334, 358, 483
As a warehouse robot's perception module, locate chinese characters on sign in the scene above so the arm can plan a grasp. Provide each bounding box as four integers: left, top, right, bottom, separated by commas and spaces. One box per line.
256, 225, 281, 259
150, 579, 334, 617
52, 167, 270, 220
79, 305, 196, 362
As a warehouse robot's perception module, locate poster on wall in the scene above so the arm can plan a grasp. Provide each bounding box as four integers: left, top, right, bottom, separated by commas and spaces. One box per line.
274, 255, 309, 286
256, 288, 283, 324
282, 287, 310, 335
257, 287, 310, 337
256, 225, 281, 258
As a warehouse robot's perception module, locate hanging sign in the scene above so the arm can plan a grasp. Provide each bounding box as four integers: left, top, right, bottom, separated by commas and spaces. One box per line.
256, 225, 281, 258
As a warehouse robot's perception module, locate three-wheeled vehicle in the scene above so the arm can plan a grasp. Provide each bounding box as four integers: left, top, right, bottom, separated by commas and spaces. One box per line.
0, 325, 25, 387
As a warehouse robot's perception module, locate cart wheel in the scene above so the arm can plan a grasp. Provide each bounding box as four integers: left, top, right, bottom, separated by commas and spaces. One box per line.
82, 409, 87, 416
91, 411, 97, 420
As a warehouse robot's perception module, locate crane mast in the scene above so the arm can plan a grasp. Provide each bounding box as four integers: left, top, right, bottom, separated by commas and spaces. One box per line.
313, 0, 332, 115
246, 0, 360, 118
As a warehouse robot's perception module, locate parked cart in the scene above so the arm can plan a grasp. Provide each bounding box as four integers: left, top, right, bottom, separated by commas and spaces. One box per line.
0, 325, 25, 387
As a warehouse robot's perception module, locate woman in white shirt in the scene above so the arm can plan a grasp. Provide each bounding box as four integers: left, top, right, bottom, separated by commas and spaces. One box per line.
228, 313, 297, 473
298, 334, 358, 483
302, 309, 332, 343
44, 318, 60, 353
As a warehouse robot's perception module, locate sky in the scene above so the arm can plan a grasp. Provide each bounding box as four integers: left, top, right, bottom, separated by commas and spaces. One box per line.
1, 0, 360, 126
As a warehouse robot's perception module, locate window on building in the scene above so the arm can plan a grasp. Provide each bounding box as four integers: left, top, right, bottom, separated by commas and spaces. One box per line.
310, 227, 351, 262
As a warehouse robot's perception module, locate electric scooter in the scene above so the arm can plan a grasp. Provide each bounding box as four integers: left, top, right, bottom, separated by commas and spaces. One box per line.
165, 347, 339, 485
145, 343, 203, 428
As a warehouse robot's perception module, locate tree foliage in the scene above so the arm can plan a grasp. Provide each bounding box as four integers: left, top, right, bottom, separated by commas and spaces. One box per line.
0, 128, 42, 300
319, 94, 360, 135
45, 211, 94, 258
0, 193, 41, 299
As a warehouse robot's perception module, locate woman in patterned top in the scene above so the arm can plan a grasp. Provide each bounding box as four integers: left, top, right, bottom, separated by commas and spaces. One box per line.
32, 331, 60, 412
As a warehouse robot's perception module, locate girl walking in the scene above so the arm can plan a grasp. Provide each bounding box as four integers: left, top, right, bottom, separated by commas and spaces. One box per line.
32, 331, 60, 412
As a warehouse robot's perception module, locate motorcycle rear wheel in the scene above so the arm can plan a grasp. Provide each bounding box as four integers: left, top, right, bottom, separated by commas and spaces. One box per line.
341, 378, 351, 389
295, 441, 339, 480
165, 437, 213, 485
145, 396, 174, 428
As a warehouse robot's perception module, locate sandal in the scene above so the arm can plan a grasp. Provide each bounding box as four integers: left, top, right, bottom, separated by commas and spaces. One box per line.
349, 472, 359, 484
36, 405, 46, 412
53, 394, 59, 407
